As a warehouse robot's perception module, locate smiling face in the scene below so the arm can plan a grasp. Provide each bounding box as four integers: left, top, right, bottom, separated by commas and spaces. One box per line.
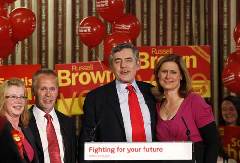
4, 86, 26, 119
34, 74, 58, 113
221, 100, 238, 126
158, 61, 182, 92
111, 48, 140, 84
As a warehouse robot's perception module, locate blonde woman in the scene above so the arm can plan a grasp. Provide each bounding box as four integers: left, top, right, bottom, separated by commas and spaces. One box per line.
0, 78, 39, 163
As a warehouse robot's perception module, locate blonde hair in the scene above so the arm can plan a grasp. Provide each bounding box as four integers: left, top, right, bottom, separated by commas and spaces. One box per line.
0, 78, 29, 127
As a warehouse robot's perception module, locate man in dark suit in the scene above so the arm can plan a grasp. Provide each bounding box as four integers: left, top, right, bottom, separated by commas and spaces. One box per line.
28, 69, 76, 163
79, 43, 156, 162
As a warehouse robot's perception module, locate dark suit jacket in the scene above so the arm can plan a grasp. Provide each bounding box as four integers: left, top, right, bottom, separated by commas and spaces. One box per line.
28, 107, 76, 163
0, 116, 39, 163
79, 80, 157, 162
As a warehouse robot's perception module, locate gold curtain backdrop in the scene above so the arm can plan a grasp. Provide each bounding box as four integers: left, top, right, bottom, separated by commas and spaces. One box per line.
1, 0, 240, 122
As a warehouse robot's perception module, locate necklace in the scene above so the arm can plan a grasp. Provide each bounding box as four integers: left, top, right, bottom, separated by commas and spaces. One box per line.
162, 104, 176, 120
161, 98, 184, 120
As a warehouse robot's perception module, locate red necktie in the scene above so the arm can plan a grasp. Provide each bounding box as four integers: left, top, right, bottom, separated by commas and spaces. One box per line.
45, 113, 61, 163
127, 85, 146, 141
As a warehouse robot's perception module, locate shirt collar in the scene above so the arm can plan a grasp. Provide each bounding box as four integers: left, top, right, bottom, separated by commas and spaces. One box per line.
115, 80, 139, 93
33, 105, 57, 121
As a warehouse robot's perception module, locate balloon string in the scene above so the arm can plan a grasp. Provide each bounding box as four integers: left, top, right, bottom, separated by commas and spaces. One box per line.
97, 57, 104, 71
89, 48, 93, 60
89, 48, 104, 70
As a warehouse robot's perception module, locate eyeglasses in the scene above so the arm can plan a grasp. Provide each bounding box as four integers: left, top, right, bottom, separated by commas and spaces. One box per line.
5, 95, 28, 101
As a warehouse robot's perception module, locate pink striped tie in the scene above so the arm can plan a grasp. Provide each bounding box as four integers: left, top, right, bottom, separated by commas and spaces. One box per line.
45, 113, 61, 163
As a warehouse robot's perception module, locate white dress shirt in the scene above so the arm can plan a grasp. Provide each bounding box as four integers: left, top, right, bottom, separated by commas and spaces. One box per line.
33, 105, 64, 163
116, 80, 152, 142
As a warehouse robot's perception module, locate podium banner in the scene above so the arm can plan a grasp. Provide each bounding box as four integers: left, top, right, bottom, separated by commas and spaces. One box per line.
84, 142, 192, 160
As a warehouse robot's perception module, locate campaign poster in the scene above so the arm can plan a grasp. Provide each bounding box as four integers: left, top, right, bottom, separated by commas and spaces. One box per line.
55, 61, 113, 115
56, 45, 210, 116
0, 64, 41, 104
219, 126, 240, 162
138, 46, 210, 97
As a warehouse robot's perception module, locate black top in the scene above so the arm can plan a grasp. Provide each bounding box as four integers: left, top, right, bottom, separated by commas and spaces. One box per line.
0, 116, 39, 163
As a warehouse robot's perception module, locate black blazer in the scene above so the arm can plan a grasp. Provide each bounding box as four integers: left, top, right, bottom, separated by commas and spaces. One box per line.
0, 117, 39, 163
28, 107, 76, 163
79, 80, 157, 162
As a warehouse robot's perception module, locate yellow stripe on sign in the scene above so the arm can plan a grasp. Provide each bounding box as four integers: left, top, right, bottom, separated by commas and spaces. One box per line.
190, 46, 210, 63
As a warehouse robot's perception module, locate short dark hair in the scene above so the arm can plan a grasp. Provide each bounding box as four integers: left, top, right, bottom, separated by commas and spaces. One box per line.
109, 43, 139, 66
32, 68, 58, 94
153, 54, 192, 99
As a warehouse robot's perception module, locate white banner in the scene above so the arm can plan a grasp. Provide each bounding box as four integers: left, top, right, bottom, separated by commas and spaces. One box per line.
84, 142, 192, 160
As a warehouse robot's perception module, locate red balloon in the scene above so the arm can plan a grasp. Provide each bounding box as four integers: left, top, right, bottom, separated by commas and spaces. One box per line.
0, 4, 7, 17
236, 37, 240, 49
225, 50, 240, 66
234, 49, 240, 61
233, 23, 240, 43
4, 0, 17, 3
96, 0, 124, 23
78, 16, 106, 48
0, 37, 15, 59
0, 16, 11, 41
0, 0, 4, 5
9, 7, 36, 41
112, 14, 141, 41
0, 16, 15, 59
0, 16, 14, 58
103, 33, 132, 66
224, 51, 239, 66
222, 53, 240, 93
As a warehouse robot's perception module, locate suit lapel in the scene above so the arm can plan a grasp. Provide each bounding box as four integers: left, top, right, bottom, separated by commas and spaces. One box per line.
137, 82, 154, 112
107, 81, 125, 130
21, 127, 32, 146
5, 122, 22, 159
56, 110, 69, 163
21, 126, 39, 162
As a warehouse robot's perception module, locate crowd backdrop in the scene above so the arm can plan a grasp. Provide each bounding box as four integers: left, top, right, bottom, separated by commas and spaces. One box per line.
1, 0, 240, 125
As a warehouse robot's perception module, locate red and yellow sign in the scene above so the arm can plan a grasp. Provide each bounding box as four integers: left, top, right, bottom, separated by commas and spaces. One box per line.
56, 45, 211, 116
55, 61, 114, 115
219, 126, 240, 162
137, 46, 211, 97
0, 46, 210, 116
0, 64, 41, 104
